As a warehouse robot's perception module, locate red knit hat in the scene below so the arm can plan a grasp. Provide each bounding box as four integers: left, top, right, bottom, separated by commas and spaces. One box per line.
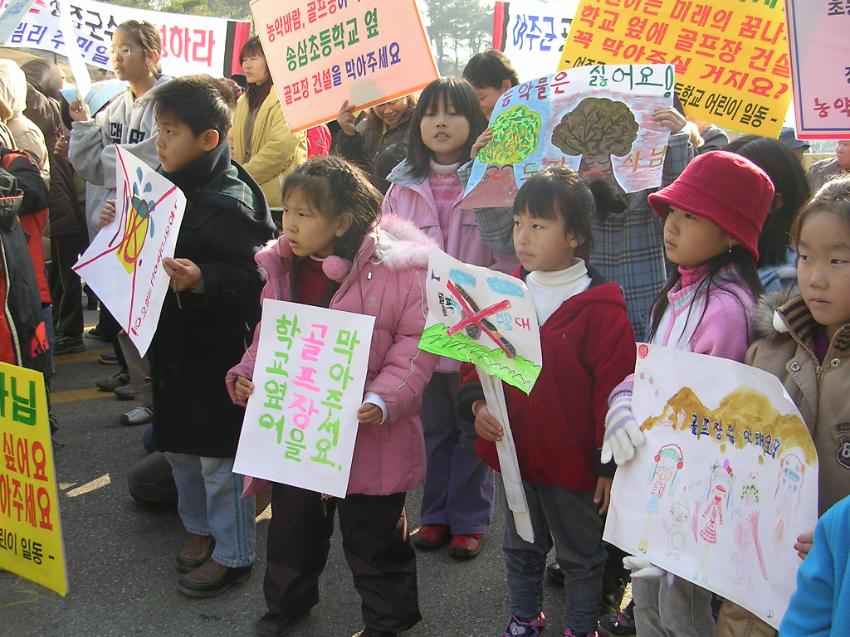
647, 150, 775, 260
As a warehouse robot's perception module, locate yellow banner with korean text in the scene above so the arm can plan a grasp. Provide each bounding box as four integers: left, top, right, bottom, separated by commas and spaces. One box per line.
558, 0, 791, 137
0, 363, 67, 596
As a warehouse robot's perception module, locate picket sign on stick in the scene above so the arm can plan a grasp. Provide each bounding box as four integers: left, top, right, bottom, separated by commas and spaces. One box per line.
56, 0, 91, 101
478, 367, 533, 542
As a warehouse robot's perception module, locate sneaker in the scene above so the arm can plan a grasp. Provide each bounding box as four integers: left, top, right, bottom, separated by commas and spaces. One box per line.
96, 372, 129, 392
176, 558, 251, 598
53, 335, 85, 355
121, 406, 154, 427
546, 561, 565, 586
114, 384, 135, 401
412, 524, 450, 550
255, 609, 310, 636
598, 601, 636, 637
98, 351, 119, 365
86, 325, 108, 341
503, 612, 545, 636
448, 533, 482, 560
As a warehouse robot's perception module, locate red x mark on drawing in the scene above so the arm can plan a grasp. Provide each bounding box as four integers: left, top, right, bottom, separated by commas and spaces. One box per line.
445, 280, 513, 356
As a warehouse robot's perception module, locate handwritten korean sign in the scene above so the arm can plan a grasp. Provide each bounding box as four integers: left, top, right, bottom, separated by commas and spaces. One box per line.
73, 147, 186, 357
559, 0, 791, 137
605, 345, 818, 629
462, 64, 673, 209
249, 0, 439, 133
418, 250, 542, 394
0, 0, 248, 77
785, 0, 850, 140
0, 363, 67, 597
234, 300, 375, 498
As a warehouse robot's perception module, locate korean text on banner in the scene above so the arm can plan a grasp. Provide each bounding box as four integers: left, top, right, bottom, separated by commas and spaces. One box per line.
418, 250, 542, 393
1, 0, 247, 77
493, 0, 579, 82
604, 345, 818, 629
250, 0, 439, 133
73, 147, 186, 357
462, 64, 673, 210
558, 0, 791, 138
785, 1, 850, 140
0, 362, 67, 597
233, 300, 375, 499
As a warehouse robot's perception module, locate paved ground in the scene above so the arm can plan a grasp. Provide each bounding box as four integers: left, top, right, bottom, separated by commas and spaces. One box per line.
0, 312, 583, 637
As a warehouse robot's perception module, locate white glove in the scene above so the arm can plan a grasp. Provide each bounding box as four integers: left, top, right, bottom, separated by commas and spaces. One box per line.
601, 394, 645, 465
623, 555, 669, 581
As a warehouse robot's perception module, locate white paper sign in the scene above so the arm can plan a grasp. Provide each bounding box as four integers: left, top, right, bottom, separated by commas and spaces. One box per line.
73, 146, 185, 357
234, 299, 376, 498
604, 344, 819, 629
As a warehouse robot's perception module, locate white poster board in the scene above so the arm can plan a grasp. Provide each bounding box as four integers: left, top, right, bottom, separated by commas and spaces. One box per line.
234, 299, 375, 499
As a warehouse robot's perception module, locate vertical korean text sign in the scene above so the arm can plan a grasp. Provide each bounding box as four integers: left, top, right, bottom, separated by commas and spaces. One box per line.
234, 300, 375, 498
559, 0, 791, 137
785, 0, 850, 140
250, 0, 440, 132
0, 363, 67, 596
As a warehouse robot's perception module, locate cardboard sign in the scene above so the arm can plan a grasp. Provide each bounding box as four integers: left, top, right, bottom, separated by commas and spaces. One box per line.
604, 345, 819, 629
250, 0, 439, 132
463, 64, 673, 209
785, 0, 850, 140
559, 0, 791, 137
73, 146, 186, 357
234, 300, 375, 498
0, 363, 67, 597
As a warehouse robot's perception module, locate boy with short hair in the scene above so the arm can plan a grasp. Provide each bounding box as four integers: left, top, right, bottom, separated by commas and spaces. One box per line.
462, 49, 519, 118
102, 75, 274, 597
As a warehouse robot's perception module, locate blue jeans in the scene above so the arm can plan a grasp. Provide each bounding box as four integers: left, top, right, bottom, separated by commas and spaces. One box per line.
632, 576, 714, 637
165, 453, 255, 568
502, 482, 607, 633
420, 372, 494, 534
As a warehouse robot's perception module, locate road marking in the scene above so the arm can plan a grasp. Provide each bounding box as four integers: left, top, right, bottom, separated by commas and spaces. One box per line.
51, 388, 113, 405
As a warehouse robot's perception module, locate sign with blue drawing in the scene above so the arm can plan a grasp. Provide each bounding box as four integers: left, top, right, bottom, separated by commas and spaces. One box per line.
418, 250, 542, 394
461, 64, 674, 209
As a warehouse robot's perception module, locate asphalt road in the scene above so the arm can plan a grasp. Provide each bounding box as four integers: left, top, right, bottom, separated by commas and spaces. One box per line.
0, 314, 573, 637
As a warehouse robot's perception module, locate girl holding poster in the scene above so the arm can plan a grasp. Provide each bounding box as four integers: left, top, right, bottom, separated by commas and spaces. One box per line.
226, 157, 438, 637
601, 151, 774, 637
381, 77, 516, 561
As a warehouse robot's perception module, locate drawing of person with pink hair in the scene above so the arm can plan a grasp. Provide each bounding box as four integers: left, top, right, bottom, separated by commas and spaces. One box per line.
638, 443, 684, 553
695, 459, 734, 583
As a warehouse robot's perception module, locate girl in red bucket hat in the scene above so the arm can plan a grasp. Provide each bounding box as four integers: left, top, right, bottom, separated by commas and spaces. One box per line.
599, 150, 775, 637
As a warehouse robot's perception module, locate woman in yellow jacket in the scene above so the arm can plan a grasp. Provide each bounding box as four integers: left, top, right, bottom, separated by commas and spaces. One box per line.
231, 36, 306, 211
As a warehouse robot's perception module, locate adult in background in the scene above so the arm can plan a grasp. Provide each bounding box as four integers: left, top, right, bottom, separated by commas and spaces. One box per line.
230, 35, 307, 220
808, 140, 850, 192
779, 127, 810, 164
462, 48, 519, 119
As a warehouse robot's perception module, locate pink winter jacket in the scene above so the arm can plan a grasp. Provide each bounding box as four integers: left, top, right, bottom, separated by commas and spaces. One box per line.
226, 214, 439, 496
382, 160, 516, 373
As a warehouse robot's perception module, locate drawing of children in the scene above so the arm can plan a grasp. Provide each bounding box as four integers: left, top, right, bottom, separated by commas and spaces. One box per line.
696, 459, 734, 582
638, 444, 684, 553
775, 452, 805, 544
730, 473, 768, 588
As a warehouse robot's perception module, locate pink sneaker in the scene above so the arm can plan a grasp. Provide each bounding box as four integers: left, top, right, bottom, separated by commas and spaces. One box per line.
503, 612, 545, 636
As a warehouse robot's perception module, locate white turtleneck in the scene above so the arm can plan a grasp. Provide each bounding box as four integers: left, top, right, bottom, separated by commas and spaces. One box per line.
526, 258, 592, 325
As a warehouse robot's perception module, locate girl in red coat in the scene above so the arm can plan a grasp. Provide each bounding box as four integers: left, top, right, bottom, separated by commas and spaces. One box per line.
459, 167, 637, 637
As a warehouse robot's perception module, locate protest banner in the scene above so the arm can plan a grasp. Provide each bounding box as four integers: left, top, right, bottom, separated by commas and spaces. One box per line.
418, 250, 543, 541
249, 0, 439, 133
56, 0, 90, 101
73, 146, 186, 357
233, 300, 375, 499
462, 64, 673, 210
0, 0, 34, 44
492, 0, 579, 82
0, 362, 67, 597
604, 345, 818, 629
785, 0, 850, 140
0, 0, 250, 77
558, 0, 791, 138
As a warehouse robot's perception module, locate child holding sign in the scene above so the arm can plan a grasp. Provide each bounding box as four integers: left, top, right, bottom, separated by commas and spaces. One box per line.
459, 167, 636, 637
382, 77, 516, 560
226, 156, 437, 637
601, 151, 774, 637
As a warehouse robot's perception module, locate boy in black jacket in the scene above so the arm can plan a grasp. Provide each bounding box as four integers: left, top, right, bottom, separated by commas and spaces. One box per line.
100, 76, 275, 597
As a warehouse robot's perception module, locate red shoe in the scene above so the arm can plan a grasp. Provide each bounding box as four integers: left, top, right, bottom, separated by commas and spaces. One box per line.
412, 524, 450, 550
448, 533, 483, 560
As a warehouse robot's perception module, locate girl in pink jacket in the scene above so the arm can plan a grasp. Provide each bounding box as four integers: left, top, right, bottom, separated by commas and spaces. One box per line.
382, 77, 515, 560
226, 156, 437, 637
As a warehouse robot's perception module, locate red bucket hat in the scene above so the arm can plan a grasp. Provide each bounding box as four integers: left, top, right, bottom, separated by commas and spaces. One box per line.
647, 150, 775, 261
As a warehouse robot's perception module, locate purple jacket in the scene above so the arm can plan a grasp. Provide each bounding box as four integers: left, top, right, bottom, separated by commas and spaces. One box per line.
226, 214, 438, 496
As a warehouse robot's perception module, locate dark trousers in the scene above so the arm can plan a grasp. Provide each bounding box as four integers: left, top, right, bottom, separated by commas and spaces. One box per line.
99, 307, 127, 372
265, 484, 420, 633
48, 232, 85, 338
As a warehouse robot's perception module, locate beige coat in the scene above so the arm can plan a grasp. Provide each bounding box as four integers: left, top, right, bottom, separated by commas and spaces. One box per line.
230, 89, 306, 209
